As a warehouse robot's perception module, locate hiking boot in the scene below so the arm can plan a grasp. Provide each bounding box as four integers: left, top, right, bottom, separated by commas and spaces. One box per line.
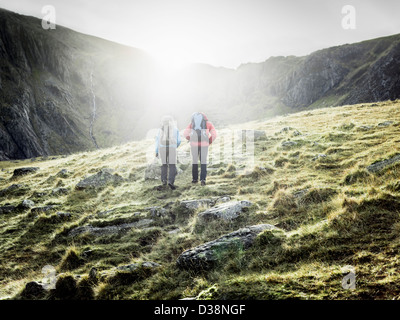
161, 180, 167, 186
168, 183, 177, 190
155, 185, 166, 191
201, 180, 206, 186
192, 180, 198, 184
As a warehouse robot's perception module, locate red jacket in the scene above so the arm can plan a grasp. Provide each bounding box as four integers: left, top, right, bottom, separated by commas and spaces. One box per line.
184, 114, 217, 147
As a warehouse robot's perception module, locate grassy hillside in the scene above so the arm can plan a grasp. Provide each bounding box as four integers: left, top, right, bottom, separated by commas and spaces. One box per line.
1, 100, 400, 300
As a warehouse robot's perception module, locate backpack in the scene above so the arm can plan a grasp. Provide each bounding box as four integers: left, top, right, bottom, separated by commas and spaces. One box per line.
191, 113, 207, 142
160, 123, 177, 146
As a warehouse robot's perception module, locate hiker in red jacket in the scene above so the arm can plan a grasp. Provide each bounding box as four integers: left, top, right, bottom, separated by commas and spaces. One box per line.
184, 112, 217, 186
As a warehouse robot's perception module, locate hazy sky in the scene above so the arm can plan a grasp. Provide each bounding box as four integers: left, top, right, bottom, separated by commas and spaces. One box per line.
1, 0, 400, 68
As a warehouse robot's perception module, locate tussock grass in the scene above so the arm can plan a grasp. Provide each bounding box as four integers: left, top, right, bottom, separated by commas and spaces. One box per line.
1, 100, 400, 300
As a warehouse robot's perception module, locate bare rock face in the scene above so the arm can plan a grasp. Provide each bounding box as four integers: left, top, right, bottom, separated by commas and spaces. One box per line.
176, 224, 277, 270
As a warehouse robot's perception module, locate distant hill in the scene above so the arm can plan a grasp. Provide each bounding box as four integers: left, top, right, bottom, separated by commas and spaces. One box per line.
1, 8, 400, 160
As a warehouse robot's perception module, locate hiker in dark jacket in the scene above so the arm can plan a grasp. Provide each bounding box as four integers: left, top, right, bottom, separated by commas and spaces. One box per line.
183, 112, 217, 186
156, 115, 181, 190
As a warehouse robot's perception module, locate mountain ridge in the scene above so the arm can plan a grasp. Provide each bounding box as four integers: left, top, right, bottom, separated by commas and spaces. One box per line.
1, 8, 400, 160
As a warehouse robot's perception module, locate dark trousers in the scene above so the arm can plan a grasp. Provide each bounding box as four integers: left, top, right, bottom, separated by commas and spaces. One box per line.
191, 145, 208, 181
159, 146, 177, 184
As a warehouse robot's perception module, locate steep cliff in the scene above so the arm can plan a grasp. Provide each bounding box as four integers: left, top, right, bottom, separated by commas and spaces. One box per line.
1, 8, 400, 160
0, 8, 155, 160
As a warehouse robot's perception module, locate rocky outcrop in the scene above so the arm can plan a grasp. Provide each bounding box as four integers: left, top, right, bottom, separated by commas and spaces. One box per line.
12, 167, 39, 178
75, 169, 124, 190
197, 200, 252, 223
176, 224, 277, 270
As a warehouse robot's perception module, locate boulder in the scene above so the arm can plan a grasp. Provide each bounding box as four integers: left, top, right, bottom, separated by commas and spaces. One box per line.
68, 219, 153, 237
75, 169, 124, 190
20, 199, 35, 209
367, 154, 400, 173
197, 200, 252, 222
176, 224, 276, 270
12, 167, 39, 178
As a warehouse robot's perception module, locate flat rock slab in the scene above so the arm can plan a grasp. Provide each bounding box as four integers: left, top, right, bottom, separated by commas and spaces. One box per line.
12, 167, 39, 178
176, 224, 276, 270
367, 154, 400, 173
68, 219, 153, 237
75, 169, 124, 190
197, 200, 252, 222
